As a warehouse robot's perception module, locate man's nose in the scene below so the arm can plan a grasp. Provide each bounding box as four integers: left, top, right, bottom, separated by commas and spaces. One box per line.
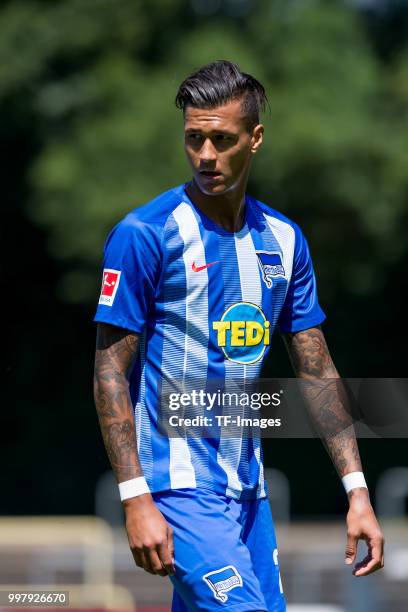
200, 138, 217, 164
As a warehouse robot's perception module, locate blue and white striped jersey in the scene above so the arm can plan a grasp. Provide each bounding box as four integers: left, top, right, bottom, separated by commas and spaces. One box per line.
94, 183, 325, 500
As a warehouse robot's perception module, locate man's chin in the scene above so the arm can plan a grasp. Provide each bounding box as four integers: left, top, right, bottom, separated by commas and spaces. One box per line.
195, 179, 233, 196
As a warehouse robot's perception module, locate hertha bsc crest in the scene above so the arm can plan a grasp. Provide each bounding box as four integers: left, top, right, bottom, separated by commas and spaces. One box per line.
202, 565, 243, 603
256, 251, 285, 288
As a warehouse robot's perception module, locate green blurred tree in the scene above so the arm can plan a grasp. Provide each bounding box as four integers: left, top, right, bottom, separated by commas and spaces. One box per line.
1, 0, 407, 311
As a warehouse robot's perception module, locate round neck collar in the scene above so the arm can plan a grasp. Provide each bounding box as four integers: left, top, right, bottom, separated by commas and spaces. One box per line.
182, 184, 250, 237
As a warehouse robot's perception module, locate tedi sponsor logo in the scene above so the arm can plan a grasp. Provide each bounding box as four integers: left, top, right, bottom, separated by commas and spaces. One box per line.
212, 302, 270, 365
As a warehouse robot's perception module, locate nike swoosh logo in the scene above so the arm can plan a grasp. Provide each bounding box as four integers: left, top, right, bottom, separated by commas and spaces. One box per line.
192, 261, 220, 272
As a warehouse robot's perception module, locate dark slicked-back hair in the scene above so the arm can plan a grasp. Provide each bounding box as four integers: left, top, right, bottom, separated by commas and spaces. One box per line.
175, 60, 268, 131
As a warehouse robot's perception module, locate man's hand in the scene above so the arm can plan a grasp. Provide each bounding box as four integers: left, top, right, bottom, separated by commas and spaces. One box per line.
345, 489, 384, 576
283, 327, 385, 576
124, 494, 175, 577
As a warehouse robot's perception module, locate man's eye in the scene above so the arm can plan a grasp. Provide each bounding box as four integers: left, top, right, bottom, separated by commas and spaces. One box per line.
187, 134, 202, 141
215, 134, 231, 142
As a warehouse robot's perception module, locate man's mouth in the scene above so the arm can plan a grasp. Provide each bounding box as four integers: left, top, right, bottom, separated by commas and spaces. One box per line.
199, 170, 222, 178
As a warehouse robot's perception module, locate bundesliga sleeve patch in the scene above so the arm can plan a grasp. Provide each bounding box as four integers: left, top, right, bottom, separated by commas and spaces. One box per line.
99, 269, 121, 306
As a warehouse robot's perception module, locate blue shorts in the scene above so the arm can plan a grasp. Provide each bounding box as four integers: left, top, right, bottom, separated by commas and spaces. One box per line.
153, 488, 286, 612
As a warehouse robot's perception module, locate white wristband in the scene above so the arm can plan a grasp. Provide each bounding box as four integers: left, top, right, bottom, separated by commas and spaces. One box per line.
118, 477, 150, 501
341, 471, 367, 494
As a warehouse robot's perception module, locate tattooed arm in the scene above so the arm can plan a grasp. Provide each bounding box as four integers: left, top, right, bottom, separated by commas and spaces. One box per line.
283, 326, 384, 576
283, 327, 362, 477
94, 323, 174, 576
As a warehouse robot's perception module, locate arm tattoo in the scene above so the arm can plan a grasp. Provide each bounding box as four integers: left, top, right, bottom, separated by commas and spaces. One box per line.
93, 323, 142, 482
284, 327, 335, 378
283, 327, 362, 478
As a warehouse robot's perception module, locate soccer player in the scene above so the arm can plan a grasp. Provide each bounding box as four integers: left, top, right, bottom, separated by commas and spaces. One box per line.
93, 61, 384, 611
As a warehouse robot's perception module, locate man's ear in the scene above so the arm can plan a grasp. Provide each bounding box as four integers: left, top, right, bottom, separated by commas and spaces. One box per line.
251, 124, 264, 154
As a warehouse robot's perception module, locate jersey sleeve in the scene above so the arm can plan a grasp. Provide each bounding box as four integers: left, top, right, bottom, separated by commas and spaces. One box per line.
278, 224, 326, 333
93, 217, 162, 333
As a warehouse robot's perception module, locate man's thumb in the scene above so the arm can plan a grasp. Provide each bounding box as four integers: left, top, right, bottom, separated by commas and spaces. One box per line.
345, 533, 358, 565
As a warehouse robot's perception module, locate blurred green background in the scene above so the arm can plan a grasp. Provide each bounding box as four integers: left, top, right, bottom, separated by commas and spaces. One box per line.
1, 0, 407, 516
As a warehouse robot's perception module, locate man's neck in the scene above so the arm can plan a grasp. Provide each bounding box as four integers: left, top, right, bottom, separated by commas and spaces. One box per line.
186, 180, 247, 233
